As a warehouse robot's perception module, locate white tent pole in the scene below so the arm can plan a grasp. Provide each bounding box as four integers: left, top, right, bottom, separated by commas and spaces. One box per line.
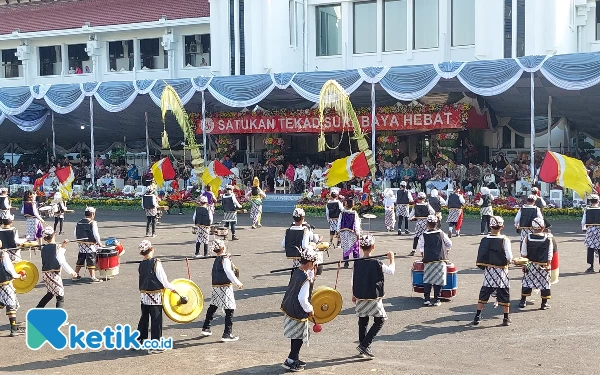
202, 91, 207, 166
371, 83, 376, 163
530, 72, 535, 180
145, 112, 150, 169
90, 97, 96, 187
51, 111, 56, 158
547, 96, 552, 151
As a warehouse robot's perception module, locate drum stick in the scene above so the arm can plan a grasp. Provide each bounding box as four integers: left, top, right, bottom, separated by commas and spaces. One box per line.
122, 254, 242, 265
269, 253, 396, 274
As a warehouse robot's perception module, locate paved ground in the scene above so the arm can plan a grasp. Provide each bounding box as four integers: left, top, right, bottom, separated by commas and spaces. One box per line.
0, 209, 597, 375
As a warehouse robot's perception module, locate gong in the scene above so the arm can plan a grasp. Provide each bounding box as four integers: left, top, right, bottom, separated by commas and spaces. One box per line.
311, 285, 343, 324
163, 278, 204, 323
12, 261, 39, 294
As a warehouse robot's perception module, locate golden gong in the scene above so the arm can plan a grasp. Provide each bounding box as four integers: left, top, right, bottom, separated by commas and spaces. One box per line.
311, 285, 342, 324
162, 278, 204, 323
12, 261, 39, 294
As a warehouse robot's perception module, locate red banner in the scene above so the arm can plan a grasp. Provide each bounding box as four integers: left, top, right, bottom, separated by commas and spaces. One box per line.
196, 108, 465, 135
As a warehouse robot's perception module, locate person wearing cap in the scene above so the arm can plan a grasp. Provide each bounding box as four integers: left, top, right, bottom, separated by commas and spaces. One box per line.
202, 185, 217, 217
137, 240, 177, 354
280, 247, 317, 372
200, 239, 243, 342
519, 218, 553, 310
193, 195, 213, 258
428, 189, 447, 228
514, 195, 544, 242
476, 187, 495, 235
0, 244, 26, 337
36, 227, 77, 313
282, 207, 312, 271
408, 192, 435, 256
473, 216, 514, 326
582, 194, 600, 273
21, 190, 45, 245
447, 189, 466, 237
221, 185, 242, 241
246, 177, 266, 229
382, 188, 397, 232
418, 214, 452, 306
325, 190, 344, 246
51, 192, 68, 235
73, 206, 102, 282
0, 214, 26, 262
142, 185, 159, 238
352, 234, 395, 358
0, 188, 12, 221
338, 199, 362, 268
396, 181, 414, 236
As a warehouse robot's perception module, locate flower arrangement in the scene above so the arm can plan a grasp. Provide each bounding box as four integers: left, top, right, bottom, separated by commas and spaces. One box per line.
216, 135, 236, 159
376, 132, 400, 162
432, 132, 460, 164
263, 135, 285, 164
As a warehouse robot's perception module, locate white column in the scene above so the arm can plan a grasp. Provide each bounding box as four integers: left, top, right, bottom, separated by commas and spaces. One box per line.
133, 37, 140, 80
530, 72, 535, 179
511, 0, 517, 57
51, 111, 56, 158
376, 0, 383, 63
439, 0, 450, 61
145, 112, 150, 169
547, 96, 552, 151
61, 43, 68, 81
341, 0, 352, 69
234, 0, 240, 75
90, 97, 96, 187
407, 0, 414, 60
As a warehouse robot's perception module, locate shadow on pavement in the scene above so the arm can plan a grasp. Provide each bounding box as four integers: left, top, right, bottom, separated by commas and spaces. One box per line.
214, 355, 368, 375
3, 350, 142, 372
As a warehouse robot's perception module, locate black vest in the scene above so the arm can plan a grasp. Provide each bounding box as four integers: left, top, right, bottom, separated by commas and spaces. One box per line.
422, 231, 447, 263
284, 228, 305, 259
414, 204, 429, 218
0, 251, 13, 283
525, 234, 551, 264
448, 193, 463, 209
281, 269, 310, 320
212, 256, 232, 286
0, 228, 16, 249
138, 258, 163, 292
142, 195, 155, 209
586, 207, 600, 225
194, 207, 211, 226
535, 197, 545, 210
476, 236, 508, 269
0, 196, 9, 210
429, 197, 441, 213
352, 259, 384, 299
481, 195, 491, 208
222, 195, 235, 212
397, 189, 410, 204
41, 244, 61, 272
75, 219, 96, 243
327, 201, 341, 219
55, 202, 65, 214
519, 207, 537, 228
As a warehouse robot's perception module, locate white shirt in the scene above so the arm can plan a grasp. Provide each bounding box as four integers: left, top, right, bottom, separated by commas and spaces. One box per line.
383, 196, 397, 209
222, 193, 242, 209
483, 174, 496, 184
282, 225, 311, 250
192, 206, 213, 224
297, 269, 314, 313
294, 168, 308, 182
514, 205, 544, 227
476, 194, 495, 206
56, 245, 75, 275
536, 197, 547, 208
337, 209, 361, 236
222, 256, 242, 287
311, 169, 323, 181
230, 167, 240, 178
325, 199, 343, 219
1, 251, 19, 278
408, 203, 435, 220
485, 234, 513, 262
141, 195, 158, 209
521, 233, 553, 262
154, 259, 176, 291
22, 202, 43, 222
418, 229, 453, 255
73, 220, 101, 244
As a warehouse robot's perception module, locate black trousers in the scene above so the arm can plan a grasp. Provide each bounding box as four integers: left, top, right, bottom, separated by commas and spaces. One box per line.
137, 304, 162, 342
195, 243, 209, 256
521, 287, 550, 299
146, 216, 156, 235
37, 293, 64, 308
225, 222, 236, 234
587, 247, 600, 265
481, 215, 491, 234
358, 316, 385, 348
202, 304, 234, 336
288, 339, 303, 361
54, 217, 64, 233
397, 216, 409, 231
423, 284, 442, 301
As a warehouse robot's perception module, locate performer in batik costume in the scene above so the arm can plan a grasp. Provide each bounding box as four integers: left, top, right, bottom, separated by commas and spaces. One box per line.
142, 185, 159, 237
408, 192, 435, 256
0, 248, 25, 336
137, 240, 177, 354
51, 193, 68, 235
418, 215, 452, 306
582, 194, 600, 273
396, 181, 413, 235
202, 185, 217, 217
246, 177, 266, 229
519, 218, 553, 310
338, 199, 361, 268
193, 196, 213, 258
428, 189, 447, 227
325, 190, 343, 246
0, 188, 12, 221
280, 247, 317, 372
221, 185, 242, 241
73, 207, 102, 282
0, 214, 25, 262
21, 191, 44, 245
200, 239, 243, 342
446, 189, 465, 238
531, 186, 550, 228
514, 195, 544, 242
477, 187, 495, 235
382, 188, 396, 232
36, 227, 77, 312
473, 216, 513, 327
282, 208, 311, 270
352, 234, 395, 358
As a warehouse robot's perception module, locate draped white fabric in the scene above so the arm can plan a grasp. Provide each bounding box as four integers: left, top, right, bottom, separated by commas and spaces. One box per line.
2, 52, 600, 131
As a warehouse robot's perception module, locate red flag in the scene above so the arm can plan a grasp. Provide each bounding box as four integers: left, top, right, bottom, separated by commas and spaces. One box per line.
55, 166, 74, 184
34, 173, 48, 190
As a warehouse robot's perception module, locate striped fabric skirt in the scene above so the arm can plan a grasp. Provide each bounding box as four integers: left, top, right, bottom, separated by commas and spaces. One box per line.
250, 201, 262, 225
0, 283, 19, 313
414, 219, 427, 238
395, 204, 410, 217
585, 226, 600, 248
210, 285, 236, 310
520, 228, 532, 242
328, 218, 339, 233
195, 225, 210, 244
482, 267, 510, 289
43, 271, 65, 297
0, 209, 9, 220
355, 298, 387, 319
283, 315, 309, 341
423, 261, 447, 286
447, 208, 462, 223
384, 208, 396, 229
25, 217, 42, 241
223, 211, 237, 223
522, 263, 551, 290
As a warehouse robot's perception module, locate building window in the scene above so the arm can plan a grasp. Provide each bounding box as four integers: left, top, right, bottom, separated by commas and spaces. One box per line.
504, 0, 512, 58
515, 133, 525, 148
108, 40, 133, 72
413, 0, 438, 49
289, 0, 297, 47
184, 35, 210, 67
383, 0, 407, 52
353, 1, 377, 54
516, 0, 525, 57
451, 0, 475, 46
39, 45, 61, 76
139, 38, 167, 70
502, 126, 512, 148
67, 44, 91, 74
316, 4, 342, 56
1, 49, 21, 78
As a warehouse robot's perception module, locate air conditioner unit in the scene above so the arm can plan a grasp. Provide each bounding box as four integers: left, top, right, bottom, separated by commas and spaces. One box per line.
161, 34, 175, 51
15, 45, 30, 60
85, 40, 100, 56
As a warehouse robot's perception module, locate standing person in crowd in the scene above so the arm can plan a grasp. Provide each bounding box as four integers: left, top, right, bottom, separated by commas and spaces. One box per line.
325, 190, 343, 247
428, 189, 446, 227
142, 186, 159, 238
202, 185, 217, 217
246, 177, 266, 229
447, 189, 466, 238
0, 188, 11, 221
514, 195, 544, 242
221, 185, 242, 241
418, 215, 452, 307
383, 188, 396, 232
384, 162, 397, 188
51, 193, 67, 235
352, 234, 395, 358
582, 194, 600, 273
0, 214, 25, 262
73, 207, 102, 282
21, 190, 44, 245
282, 208, 311, 271
396, 181, 413, 236
409, 192, 435, 256
519, 218, 553, 310
293, 163, 308, 193
500, 165, 517, 196
200, 239, 243, 342
477, 187, 495, 235
0, 245, 26, 336
464, 162, 481, 192
473, 216, 513, 326
338, 199, 361, 268
193, 196, 212, 258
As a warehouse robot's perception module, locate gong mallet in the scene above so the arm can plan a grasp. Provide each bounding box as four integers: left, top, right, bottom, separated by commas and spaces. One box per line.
311, 316, 322, 333
269, 253, 396, 274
